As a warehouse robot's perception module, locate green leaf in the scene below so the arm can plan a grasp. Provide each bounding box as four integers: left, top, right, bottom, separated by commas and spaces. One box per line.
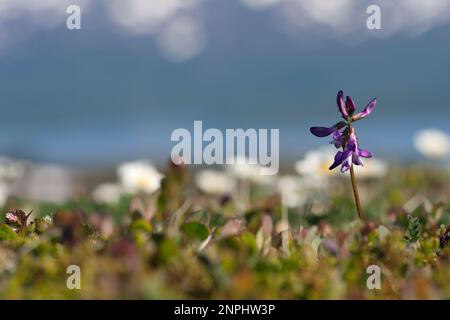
404, 215, 421, 244
130, 219, 152, 234
188, 210, 209, 223
210, 213, 225, 228
0, 224, 18, 241
181, 222, 209, 241
240, 232, 258, 255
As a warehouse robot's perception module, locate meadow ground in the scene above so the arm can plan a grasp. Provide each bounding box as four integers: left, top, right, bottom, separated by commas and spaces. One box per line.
0, 161, 449, 299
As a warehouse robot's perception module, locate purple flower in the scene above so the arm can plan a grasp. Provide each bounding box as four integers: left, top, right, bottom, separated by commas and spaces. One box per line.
352, 97, 377, 121
345, 96, 356, 115
310, 90, 376, 173
328, 130, 372, 173
330, 128, 345, 148
336, 91, 360, 119
337, 90, 348, 118
310, 121, 346, 138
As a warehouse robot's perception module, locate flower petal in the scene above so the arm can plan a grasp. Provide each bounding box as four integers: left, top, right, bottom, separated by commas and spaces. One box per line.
341, 157, 352, 173
330, 127, 346, 148
310, 126, 335, 137
352, 98, 376, 121
345, 96, 356, 115
336, 90, 348, 118
352, 153, 364, 166
5, 213, 18, 223
329, 151, 344, 170
357, 149, 372, 158
346, 131, 358, 151
339, 150, 353, 173
310, 121, 346, 138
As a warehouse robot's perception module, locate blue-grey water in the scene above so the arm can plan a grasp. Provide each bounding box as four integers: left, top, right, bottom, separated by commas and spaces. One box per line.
0, 2, 449, 167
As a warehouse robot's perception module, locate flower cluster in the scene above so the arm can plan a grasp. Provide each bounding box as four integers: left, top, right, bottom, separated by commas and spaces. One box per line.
310, 90, 376, 173
5, 209, 33, 235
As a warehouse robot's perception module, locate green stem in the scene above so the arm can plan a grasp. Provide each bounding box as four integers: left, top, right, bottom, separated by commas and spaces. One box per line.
350, 165, 363, 219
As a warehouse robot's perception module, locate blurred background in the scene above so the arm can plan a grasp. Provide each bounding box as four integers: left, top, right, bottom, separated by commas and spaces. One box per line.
0, 1, 449, 177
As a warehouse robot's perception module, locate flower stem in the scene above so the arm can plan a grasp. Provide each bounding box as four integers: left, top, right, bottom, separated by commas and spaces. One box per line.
350, 164, 363, 219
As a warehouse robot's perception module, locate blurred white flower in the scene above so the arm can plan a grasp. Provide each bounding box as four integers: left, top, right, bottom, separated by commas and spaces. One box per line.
195, 170, 236, 195
43, 215, 53, 224
294, 147, 338, 189
226, 156, 273, 184
21, 164, 75, 203
0, 157, 26, 181
295, 147, 337, 177
352, 158, 389, 179
413, 129, 450, 159
277, 175, 307, 208
227, 156, 260, 179
117, 160, 164, 194
92, 183, 123, 204
0, 182, 9, 207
